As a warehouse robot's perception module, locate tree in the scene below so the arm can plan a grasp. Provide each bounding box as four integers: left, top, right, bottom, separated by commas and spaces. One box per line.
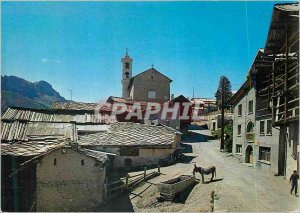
215, 76, 233, 110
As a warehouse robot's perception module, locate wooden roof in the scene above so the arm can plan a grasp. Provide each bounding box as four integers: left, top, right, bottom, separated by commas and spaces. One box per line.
264, 3, 299, 55
2, 107, 117, 124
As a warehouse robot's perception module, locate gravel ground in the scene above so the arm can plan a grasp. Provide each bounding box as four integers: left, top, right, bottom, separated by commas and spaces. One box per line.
101, 129, 299, 212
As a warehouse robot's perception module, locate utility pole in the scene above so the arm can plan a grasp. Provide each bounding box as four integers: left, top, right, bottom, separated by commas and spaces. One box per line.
192, 87, 194, 99
220, 77, 225, 151
68, 89, 73, 101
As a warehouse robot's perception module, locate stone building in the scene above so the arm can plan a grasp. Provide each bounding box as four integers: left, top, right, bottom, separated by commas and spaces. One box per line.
205, 110, 233, 132
230, 3, 299, 176
121, 51, 172, 102
1, 107, 113, 211
78, 122, 182, 169
230, 52, 280, 174
230, 80, 256, 164
1, 140, 108, 212
36, 146, 108, 211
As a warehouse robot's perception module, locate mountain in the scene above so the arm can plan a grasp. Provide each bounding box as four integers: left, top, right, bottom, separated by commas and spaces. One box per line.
1, 75, 66, 111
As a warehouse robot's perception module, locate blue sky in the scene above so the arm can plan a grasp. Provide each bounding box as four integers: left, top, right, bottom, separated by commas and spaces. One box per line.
2, 1, 282, 102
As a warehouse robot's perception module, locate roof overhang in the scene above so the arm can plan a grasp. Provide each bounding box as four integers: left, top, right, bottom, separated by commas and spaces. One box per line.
264, 3, 299, 55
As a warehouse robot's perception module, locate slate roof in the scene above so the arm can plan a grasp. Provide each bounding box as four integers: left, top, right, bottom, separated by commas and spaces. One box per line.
78, 122, 181, 147
1, 140, 67, 157
107, 96, 148, 106
52, 101, 99, 110
1, 141, 108, 163
78, 148, 109, 163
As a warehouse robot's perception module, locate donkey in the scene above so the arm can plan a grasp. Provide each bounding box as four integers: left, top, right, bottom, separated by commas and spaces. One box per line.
193, 164, 216, 183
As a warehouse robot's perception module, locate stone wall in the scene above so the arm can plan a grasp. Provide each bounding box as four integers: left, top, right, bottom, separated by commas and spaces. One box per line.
130, 69, 170, 102
113, 148, 175, 169
255, 117, 280, 174
232, 87, 256, 163
36, 148, 106, 212
88, 145, 176, 169
286, 122, 299, 176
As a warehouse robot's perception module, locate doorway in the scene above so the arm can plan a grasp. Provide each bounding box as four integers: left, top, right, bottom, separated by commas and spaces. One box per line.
245, 145, 253, 164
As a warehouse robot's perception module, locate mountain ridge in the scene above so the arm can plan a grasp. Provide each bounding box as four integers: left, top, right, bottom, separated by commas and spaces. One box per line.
1, 75, 67, 111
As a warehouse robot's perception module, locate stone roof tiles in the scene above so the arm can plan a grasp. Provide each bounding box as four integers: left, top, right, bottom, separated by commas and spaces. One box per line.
78, 122, 180, 147
1, 140, 67, 157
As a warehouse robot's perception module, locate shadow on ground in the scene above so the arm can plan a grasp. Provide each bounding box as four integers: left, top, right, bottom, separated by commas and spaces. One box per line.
182, 131, 213, 143
173, 181, 199, 204
181, 143, 193, 153
188, 124, 208, 130
98, 193, 134, 212
198, 178, 224, 184
177, 154, 196, 164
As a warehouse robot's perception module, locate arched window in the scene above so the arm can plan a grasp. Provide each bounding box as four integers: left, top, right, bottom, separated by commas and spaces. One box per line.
125, 71, 129, 78
125, 62, 130, 69
246, 121, 254, 133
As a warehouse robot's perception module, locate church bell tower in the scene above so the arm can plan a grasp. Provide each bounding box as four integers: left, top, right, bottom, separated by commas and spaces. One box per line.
121, 49, 133, 98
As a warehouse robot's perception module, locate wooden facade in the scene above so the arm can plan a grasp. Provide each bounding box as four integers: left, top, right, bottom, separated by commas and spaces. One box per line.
251, 3, 299, 175
259, 4, 299, 125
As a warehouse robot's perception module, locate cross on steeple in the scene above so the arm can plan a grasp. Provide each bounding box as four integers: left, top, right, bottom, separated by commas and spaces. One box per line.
151, 64, 154, 68
125, 48, 129, 56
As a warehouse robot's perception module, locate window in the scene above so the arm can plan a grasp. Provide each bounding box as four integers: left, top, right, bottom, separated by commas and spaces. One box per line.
148, 90, 156, 99
237, 125, 241, 136
260, 121, 265, 135
125, 62, 130, 69
266, 120, 272, 135
248, 100, 254, 114
53, 158, 57, 166
151, 74, 154, 79
238, 104, 242, 116
246, 121, 254, 133
213, 122, 216, 131
259, 147, 271, 162
124, 158, 132, 167
81, 159, 85, 165
236, 144, 242, 153
125, 71, 129, 78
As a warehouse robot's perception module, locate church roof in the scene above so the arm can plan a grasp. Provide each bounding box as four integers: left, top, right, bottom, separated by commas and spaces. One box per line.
128, 68, 172, 90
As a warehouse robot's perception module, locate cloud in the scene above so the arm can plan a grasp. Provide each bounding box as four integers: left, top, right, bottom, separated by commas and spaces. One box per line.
41, 58, 62, 64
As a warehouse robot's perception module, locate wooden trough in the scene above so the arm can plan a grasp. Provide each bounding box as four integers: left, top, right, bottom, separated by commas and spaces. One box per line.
157, 175, 195, 201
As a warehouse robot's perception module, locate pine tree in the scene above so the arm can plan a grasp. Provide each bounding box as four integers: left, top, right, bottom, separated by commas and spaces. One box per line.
215, 76, 233, 110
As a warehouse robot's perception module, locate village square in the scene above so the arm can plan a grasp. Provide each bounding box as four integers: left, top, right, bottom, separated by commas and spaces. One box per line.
1, 1, 299, 212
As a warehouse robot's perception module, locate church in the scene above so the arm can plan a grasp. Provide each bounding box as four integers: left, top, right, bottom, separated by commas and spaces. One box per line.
121, 50, 172, 102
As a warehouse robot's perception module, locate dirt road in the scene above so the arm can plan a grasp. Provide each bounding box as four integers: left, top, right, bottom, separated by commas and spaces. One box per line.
103, 129, 299, 212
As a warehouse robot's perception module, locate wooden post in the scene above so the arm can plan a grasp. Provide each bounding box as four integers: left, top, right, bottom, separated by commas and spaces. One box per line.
126, 175, 129, 187
144, 167, 147, 180
104, 179, 108, 202
284, 22, 288, 123
283, 22, 289, 178
220, 77, 225, 150
158, 164, 161, 174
